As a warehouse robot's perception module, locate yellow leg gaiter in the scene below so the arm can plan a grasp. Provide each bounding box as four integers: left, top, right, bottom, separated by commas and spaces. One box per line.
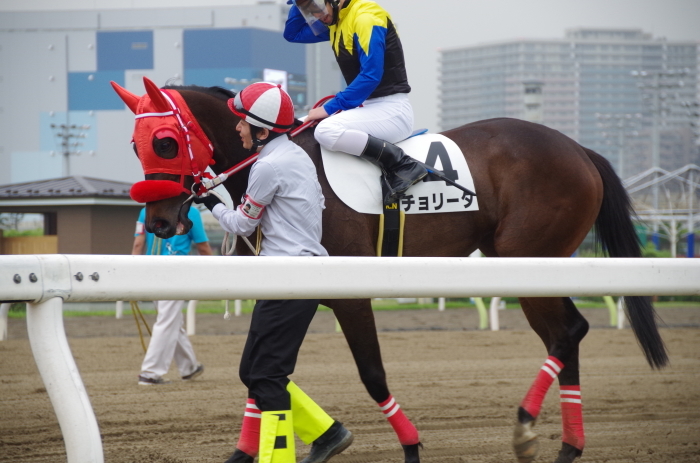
259, 410, 295, 463
288, 381, 334, 445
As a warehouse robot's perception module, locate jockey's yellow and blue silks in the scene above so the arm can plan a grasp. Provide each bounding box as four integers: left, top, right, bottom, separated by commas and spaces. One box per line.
284, 0, 411, 115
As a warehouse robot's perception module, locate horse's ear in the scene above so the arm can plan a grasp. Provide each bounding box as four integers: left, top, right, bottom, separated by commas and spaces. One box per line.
110, 81, 140, 114
143, 77, 171, 112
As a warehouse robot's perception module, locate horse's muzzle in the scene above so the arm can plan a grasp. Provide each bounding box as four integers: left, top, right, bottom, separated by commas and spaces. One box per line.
150, 218, 176, 239
131, 180, 190, 203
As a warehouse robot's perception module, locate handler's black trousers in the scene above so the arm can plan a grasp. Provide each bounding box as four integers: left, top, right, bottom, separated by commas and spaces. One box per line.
239, 299, 319, 411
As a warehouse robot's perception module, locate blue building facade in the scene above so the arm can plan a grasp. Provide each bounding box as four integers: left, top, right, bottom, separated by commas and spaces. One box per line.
62, 27, 306, 113
0, 5, 324, 185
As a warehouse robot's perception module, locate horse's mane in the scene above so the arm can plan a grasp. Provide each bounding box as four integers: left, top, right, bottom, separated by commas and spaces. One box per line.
163, 84, 304, 129
162, 84, 235, 101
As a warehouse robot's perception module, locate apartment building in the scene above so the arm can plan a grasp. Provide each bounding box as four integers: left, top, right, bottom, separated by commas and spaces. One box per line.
439, 28, 699, 177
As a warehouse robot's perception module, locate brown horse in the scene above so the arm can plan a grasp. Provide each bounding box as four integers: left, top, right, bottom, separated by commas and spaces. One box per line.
111, 79, 667, 463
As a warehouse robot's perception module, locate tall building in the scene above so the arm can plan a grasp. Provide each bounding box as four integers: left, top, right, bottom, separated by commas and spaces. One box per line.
439, 28, 699, 177
0, 5, 342, 185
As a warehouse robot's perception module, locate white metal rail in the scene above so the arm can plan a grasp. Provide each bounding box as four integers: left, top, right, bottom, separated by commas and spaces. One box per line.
1, 254, 699, 463
3, 255, 699, 303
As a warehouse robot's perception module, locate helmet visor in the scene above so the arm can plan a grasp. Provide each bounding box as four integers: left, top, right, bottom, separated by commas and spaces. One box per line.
293, 0, 331, 35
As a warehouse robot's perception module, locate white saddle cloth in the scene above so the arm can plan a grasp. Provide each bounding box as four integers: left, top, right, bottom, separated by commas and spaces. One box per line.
321, 133, 479, 215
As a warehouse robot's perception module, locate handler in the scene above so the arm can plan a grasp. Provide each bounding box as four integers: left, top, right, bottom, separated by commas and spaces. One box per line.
132, 206, 211, 386
284, 0, 425, 205
195, 82, 352, 463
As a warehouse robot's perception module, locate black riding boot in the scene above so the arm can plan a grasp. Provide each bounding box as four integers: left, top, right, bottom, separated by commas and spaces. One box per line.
301, 421, 353, 463
359, 135, 427, 203
223, 449, 254, 463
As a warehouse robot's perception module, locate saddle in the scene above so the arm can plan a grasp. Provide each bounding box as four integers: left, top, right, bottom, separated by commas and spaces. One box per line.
321, 132, 479, 215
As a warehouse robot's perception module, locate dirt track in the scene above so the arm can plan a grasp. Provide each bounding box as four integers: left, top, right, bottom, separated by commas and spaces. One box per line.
1, 307, 699, 463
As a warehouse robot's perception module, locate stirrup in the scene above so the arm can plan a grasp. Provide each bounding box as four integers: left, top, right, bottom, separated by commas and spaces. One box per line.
382, 164, 476, 206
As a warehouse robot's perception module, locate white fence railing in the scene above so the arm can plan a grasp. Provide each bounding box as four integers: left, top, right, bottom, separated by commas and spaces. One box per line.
1, 254, 699, 463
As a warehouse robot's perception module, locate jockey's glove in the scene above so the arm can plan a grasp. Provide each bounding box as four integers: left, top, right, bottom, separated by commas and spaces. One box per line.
193, 194, 222, 212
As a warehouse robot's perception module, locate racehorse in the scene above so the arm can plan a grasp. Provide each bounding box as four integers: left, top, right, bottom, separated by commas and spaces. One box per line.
111, 78, 667, 463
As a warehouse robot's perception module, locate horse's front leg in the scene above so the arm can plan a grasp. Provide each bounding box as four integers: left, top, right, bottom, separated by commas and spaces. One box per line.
324, 298, 421, 463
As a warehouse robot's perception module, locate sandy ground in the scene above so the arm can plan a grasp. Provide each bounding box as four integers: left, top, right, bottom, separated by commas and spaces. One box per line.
1, 306, 699, 463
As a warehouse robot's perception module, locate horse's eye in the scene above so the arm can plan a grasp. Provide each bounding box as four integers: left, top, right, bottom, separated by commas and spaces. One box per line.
152, 136, 178, 159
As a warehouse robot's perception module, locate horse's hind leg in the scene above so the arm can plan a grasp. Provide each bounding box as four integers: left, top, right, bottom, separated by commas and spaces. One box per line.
325, 298, 421, 463
514, 297, 589, 463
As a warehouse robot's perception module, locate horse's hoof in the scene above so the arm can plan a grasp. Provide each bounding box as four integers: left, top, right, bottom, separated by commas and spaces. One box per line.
553, 443, 582, 463
513, 421, 539, 463
402, 442, 422, 463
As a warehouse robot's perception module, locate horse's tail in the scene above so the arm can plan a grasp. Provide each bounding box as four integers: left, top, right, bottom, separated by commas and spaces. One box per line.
584, 147, 669, 369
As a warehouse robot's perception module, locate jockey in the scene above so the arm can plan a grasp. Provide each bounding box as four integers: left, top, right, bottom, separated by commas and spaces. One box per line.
284, 0, 426, 205
194, 82, 353, 463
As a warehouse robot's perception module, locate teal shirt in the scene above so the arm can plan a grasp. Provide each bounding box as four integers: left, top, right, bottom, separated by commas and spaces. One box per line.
135, 207, 209, 256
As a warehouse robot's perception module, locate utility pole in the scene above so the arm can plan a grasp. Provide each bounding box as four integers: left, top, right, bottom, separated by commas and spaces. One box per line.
50, 123, 91, 177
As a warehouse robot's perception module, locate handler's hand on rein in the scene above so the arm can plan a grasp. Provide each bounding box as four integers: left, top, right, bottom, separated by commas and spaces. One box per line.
193, 193, 223, 211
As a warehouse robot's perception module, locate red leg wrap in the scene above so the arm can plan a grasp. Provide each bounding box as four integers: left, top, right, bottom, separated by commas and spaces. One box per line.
520, 356, 564, 418
378, 395, 420, 445
560, 386, 585, 450
236, 398, 261, 456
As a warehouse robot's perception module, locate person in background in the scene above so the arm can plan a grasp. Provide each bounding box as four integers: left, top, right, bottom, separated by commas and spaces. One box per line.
284, 0, 425, 205
132, 205, 212, 386
195, 82, 353, 463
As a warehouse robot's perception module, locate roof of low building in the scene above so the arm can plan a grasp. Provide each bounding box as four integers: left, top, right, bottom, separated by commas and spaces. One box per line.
0, 176, 132, 199
0, 176, 139, 208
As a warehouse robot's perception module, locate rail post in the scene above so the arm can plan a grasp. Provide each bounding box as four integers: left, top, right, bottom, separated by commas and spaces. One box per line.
186, 300, 197, 335
489, 296, 501, 331
26, 297, 103, 463
0, 302, 10, 341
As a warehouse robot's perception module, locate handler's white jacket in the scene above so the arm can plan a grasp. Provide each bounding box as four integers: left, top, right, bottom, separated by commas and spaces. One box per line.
211, 135, 328, 257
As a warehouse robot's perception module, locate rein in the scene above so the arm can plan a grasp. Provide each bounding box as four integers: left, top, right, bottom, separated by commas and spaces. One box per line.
195, 152, 258, 195
194, 95, 337, 197
289, 95, 337, 138
195, 95, 336, 257
193, 95, 339, 194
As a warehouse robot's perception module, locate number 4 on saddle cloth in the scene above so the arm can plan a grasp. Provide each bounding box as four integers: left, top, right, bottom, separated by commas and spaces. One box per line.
321, 131, 479, 256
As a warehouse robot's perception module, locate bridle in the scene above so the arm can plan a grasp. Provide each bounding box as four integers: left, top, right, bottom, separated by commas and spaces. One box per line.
133, 89, 211, 195
130, 88, 258, 203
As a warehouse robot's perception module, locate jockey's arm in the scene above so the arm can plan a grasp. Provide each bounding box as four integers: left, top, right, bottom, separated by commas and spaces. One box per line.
283, 3, 330, 44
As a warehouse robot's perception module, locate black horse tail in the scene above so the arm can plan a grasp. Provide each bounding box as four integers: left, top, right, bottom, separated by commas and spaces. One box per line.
584, 148, 669, 369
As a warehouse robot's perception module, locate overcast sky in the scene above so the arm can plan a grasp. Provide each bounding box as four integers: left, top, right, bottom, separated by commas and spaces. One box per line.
2, 0, 699, 132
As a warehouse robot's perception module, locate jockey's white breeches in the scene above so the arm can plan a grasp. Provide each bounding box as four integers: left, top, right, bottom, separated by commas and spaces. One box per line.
314, 93, 414, 156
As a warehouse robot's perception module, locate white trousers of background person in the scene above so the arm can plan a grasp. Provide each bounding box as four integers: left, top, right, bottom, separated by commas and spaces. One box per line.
140, 300, 198, 380
314, 93, 414, 156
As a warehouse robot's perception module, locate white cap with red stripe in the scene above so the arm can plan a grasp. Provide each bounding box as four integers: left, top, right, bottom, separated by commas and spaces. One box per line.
228, 82, 295, 133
